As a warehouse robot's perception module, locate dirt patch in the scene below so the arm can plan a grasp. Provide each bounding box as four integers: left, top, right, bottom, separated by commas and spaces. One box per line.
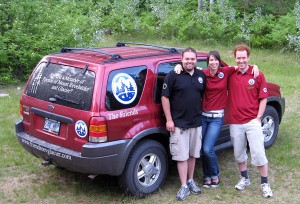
0, 173, 49, 199
0, 93, 9, 97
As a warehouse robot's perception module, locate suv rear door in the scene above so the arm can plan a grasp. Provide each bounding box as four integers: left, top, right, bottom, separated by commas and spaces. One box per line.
21, 58, 98, 151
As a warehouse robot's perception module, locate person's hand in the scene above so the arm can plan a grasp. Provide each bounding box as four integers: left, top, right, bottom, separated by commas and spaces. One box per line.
252, 65, 260, 78
174, 64, 183, 74
166, 120, 175, 133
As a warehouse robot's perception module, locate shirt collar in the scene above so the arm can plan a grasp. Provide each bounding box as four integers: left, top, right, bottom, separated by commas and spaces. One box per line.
238, 65, 253, 75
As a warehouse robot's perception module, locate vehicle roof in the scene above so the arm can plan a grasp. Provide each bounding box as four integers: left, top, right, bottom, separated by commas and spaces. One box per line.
48, 42, 208, 64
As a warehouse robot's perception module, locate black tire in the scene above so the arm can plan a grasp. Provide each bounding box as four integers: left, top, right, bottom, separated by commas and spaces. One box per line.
262, 105, 279, 148
118, 139, 168, 197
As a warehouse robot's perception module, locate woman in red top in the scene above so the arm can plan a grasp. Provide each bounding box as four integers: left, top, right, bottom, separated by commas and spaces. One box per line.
201, 51, 235, 188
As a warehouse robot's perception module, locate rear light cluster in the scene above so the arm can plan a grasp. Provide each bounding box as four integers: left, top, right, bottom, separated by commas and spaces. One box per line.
19, 104, 23, 116
89, 116, 107, 143
20, 99, 29, 121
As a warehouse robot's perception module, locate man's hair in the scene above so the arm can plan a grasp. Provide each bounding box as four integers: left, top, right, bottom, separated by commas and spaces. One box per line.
234, 45, 251, 57
207, 51, 221, 66
181, 47, 197, 58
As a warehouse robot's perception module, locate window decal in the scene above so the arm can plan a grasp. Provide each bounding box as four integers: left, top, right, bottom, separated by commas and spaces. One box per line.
112, 73, 137, 105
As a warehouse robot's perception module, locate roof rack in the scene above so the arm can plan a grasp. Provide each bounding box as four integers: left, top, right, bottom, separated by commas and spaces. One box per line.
116, 42, 179, 53
59, 43, 180, 63
61, 47, 122, 60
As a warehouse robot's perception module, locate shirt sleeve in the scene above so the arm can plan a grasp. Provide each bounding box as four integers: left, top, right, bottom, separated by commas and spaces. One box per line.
161, 71, 175, 98
258, 72, 268, 99
224, 66, 236, 76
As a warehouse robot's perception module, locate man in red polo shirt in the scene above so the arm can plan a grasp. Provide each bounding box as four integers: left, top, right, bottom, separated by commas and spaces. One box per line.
228, 45, 273, 198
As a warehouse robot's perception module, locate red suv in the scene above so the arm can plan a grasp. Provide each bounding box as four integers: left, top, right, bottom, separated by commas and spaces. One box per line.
15, 42, 285, 197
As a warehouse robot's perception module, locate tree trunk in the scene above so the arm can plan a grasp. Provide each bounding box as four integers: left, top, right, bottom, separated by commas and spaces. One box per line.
210, 0, 214, 13
198, 0, 203, 13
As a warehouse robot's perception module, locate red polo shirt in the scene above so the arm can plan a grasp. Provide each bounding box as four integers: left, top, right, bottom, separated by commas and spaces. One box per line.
228, 65, 268, 124
202, 66, 235, 111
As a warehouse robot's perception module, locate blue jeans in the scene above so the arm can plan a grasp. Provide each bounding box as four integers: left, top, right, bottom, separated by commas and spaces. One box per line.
201, 115, 224, 181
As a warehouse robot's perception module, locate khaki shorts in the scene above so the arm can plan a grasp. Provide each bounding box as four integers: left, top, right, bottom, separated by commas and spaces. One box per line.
169, 127, 202, 161
230, 119, 268, 166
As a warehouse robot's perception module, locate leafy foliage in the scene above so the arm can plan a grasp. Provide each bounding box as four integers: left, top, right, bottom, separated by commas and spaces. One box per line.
0, 0, 299, 83
286, 1, 300, 51
230, 0, 297, 16
0, 0, 102, 82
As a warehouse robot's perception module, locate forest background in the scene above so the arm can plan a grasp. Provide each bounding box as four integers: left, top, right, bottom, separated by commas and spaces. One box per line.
0, 0, 299, 83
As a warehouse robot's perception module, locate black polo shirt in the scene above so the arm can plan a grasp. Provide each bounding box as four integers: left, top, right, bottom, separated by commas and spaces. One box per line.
161, 68, 206, 128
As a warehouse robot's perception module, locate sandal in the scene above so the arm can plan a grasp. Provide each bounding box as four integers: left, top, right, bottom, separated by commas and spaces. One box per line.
211, 180, 220, 188
203, 181, 211, 189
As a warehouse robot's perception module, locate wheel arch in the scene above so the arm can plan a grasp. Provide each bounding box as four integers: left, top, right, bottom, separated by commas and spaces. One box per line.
117, 128, 170, 175
267, 96, 284, 124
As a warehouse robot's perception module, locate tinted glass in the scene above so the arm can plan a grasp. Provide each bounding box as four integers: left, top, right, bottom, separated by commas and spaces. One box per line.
197, 60, 208, 69
155, 60, 207, 103
106, 66, 147, 111
26, 62, 95, 111
155, 62, 179, 103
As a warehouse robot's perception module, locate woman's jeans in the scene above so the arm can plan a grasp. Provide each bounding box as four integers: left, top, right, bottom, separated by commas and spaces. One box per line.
201, 115, 224, 181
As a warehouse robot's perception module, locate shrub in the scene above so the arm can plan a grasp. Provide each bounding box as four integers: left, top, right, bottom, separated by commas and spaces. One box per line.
286, 1, 300, 52
1, 0, 299, 83
0, 0, 103, 82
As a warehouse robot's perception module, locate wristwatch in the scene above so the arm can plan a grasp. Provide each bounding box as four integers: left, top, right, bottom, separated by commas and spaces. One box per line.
257, 114, 262, 119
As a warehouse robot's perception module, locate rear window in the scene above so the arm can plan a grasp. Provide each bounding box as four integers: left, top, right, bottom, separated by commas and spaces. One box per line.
26, 62, 95, 111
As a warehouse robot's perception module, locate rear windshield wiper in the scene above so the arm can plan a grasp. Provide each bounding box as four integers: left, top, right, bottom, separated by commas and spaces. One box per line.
49, 94, 80, 105
49, 95, 85, 109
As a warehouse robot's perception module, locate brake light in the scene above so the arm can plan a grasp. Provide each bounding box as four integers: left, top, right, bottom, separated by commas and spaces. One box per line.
89, 117, 107, 143
19, 104, 23, 116
19, 98, 23, 116
19, 99, 29, 118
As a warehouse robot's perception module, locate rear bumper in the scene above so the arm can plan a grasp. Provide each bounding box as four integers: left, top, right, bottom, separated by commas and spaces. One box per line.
15, 119, 129, 176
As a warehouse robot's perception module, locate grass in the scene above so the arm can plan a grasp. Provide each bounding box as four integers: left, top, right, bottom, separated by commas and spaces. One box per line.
0, 38, 299, 203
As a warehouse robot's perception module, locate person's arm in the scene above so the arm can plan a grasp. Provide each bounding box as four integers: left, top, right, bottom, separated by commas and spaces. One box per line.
257, 98, 267, 121
161, 96, 175, 132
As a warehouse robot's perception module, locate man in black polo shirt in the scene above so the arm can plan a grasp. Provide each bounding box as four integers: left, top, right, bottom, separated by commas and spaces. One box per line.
161, 47, 206, 201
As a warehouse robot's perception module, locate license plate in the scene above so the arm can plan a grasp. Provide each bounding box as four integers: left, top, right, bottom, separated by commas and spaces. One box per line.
43, 118, 61, 135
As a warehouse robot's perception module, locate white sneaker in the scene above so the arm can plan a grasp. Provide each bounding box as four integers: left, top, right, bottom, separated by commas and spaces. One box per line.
235, 177, 251, 190
261, 183, 273, 198
176, 186, 190, 201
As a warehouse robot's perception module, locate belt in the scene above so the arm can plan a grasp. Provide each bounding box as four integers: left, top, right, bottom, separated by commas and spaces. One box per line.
202, 112, 224, 118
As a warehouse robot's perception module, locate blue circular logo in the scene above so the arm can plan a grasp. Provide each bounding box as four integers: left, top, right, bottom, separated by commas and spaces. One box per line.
248, 79, 255, 85
112, 73, 137, 105
218, 72, 224, 79
75, 120, 87, 138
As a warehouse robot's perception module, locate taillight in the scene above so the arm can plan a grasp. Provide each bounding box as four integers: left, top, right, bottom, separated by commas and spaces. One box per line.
89, 117, 107, 143
19, 98, 29, 118
19, 104, 23, 116
19, 98, 23, 116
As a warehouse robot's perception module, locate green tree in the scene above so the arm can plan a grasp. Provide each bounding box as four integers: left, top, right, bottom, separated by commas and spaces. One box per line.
230, 0, 297, 16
